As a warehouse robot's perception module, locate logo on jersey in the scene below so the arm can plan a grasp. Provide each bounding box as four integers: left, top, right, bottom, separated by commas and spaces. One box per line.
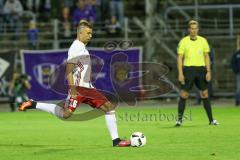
33, 63, 58, 89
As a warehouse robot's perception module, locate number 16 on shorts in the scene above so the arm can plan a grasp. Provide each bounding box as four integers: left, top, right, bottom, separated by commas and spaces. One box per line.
68, 97, 78, 112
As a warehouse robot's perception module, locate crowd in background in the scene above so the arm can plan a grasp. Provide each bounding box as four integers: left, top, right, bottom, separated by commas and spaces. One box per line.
0, 0, 124, 46
61, 0, 124, 39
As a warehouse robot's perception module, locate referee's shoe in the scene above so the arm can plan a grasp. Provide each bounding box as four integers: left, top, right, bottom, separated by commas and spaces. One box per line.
175, 120, 182, 127
209, 119, 219, 125
175, 119, 219, 126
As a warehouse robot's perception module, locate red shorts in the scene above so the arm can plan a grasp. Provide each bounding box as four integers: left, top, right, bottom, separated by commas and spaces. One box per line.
64, 86, 108, 112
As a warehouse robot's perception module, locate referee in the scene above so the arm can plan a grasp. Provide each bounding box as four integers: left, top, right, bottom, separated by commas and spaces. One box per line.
176, 20, 218, 126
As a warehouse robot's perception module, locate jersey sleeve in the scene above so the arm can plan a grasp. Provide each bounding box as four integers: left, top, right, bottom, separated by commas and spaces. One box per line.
177, 39, 185, 55
203, 38, 210, 54
67, 41, 85, 63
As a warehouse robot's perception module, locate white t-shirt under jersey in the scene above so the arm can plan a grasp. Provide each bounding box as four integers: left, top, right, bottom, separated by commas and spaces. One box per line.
67, 40, 93, 88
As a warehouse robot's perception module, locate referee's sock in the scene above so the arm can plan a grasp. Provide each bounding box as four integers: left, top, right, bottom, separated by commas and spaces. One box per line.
178, 97, 186, 122
202, 98, 213, 122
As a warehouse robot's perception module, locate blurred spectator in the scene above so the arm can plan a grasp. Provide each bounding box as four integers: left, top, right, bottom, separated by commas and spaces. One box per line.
86, 0, 101, 22
8, 71, 31, 112
72, 0, 96, 26
105, 15, 121, 37
101, 0, 110, 22
110, 0, 124, 26
27, 20, 39, 49
61, 6, 71, 39
26, 0, 41, 13
231, 35, 240, 106
37, 0, 51, 21
3, 0, 23, 40
62, 0, 75, 8
43, 0, 51, 12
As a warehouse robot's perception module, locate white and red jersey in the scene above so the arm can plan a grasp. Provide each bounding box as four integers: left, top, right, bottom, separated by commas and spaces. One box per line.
67, 40, 93, 88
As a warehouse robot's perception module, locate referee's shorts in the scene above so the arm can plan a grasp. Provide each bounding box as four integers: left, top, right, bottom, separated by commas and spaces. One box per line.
180, 66, 208, 91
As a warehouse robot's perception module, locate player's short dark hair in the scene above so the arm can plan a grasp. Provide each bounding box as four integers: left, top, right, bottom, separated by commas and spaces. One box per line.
77, 20, 92, 33
188, 20, 199, 28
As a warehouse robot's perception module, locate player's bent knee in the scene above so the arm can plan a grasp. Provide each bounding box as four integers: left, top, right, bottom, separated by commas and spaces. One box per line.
200, 90, 209, 98
101, 101, 115, 113
180, 91, 189, 99
107, 103, 116, 111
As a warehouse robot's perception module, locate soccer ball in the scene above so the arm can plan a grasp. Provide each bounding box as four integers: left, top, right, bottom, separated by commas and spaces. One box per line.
130, 132, 146, 147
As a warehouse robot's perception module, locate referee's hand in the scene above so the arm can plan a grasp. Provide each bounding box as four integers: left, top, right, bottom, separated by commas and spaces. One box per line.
206, 72, 211, 82
178, 74, 185, 85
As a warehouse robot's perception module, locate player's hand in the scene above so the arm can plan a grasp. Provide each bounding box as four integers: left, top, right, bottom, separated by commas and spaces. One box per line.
206, 72, 211, 82
178, 74, 185, 85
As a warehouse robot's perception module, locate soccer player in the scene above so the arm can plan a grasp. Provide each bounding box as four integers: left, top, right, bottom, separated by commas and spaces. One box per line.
176, 20, 218, 126
19, 20, 130, 147
231, 34, 240, 106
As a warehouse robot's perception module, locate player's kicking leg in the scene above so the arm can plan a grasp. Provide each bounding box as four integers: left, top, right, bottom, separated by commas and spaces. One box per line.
100, 101, 131, 147
18, 99, 72, 119
19, 99, 130, 147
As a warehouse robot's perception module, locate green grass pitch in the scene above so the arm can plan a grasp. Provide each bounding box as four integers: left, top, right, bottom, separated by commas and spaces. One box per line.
0, 104, 240, 160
